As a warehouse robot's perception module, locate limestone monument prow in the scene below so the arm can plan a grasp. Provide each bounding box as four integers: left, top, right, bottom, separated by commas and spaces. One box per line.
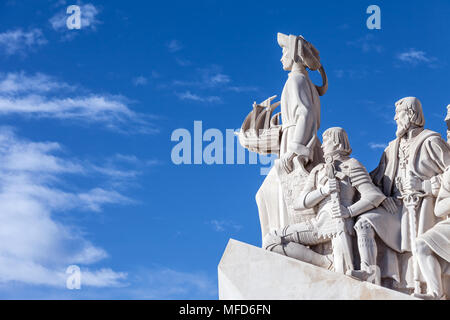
227, 32, 450, 300
218, 239, 417, 300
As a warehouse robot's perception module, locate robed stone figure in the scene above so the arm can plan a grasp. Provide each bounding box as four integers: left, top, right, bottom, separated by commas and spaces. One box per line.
256, 33, 328, 240
355, 97, 450, 295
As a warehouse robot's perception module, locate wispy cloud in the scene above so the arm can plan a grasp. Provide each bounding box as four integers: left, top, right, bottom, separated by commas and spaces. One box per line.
209, 220, 243, 232
167, 39, 182, 53
396, 48, 437, 67
177, 91, 222, 103
49, 3, 101, 40
175, 57, 192, 67
0, 72, 158, 134
128, 268, 217, 299
347, 34, 383, 53
0, 72, 73, 94
369, 142, 387, 150
172, 65, 257, 103
132, 76, 148, 86
0, 28, 47, 55
225, 86, 258, 93
0, 128, 129, 288
112, 153, 161, 167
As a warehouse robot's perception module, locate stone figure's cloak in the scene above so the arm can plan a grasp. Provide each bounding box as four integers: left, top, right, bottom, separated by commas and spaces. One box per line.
369, 129, 450, 288
370, 129, 450, 252
420, 183, 450, 263
256, 70, 322, 240
280, 70, 321, 160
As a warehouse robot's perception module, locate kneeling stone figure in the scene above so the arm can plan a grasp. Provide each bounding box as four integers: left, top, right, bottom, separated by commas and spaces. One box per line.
263, 127, 386, 274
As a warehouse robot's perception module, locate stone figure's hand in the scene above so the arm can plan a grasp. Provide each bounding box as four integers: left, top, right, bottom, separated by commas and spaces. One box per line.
262, 233, 284, 250
423, 176, 442, 197
327, 178, 340, 194
320, 183, 330, 196
281, 151, 297, 174
320, 178, 338, 196
403, 174, 423, 193
331, 205, 350, 219
381, 197, 398, 215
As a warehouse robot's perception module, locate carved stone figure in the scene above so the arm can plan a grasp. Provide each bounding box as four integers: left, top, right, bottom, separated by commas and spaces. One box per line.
263, 127, 385, 274
365, 97, 450, 295
232, 32, 450, 300
254, 33, 328, 242
413, 167, 450, 299
445, 104, 450, 142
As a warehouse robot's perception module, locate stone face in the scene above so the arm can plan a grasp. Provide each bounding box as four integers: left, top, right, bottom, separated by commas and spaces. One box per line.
218, 239, 416, 300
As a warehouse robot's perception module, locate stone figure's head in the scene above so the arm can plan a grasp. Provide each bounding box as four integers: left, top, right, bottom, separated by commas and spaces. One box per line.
277, 33, 322, 72
394, 97, 425, 138
277, 33, 328, 96
321, 127, 352, 157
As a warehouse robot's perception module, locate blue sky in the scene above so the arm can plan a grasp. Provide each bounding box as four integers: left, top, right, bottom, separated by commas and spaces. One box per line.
0, 0, 448, 299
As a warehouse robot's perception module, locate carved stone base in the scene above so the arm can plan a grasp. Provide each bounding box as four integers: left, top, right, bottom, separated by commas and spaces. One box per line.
218, 239, 417, 300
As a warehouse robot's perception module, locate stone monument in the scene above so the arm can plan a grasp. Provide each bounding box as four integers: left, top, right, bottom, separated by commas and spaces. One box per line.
220, 32, 450, 300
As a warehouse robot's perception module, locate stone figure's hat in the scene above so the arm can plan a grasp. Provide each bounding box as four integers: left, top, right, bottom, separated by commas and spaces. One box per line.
277, 32, 328, 96
277, 33, 321, 70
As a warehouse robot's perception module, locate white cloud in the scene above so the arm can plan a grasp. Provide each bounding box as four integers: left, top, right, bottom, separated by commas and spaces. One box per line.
128, 268, 217, 299
80, 268, 128, 287
332, 68, 374, 80
0, 29, 47, 55
334, 70, 345, 78
396, 48, 437, 67
0, 72, 158, 134
225, 86, 258, 93
175, 57, 192, 67
173, 65, 257, 93
177, 91, 222, 103
209, 220, 242, 232
210, 73, 230, 85
198, 66, 230, 88
167, 39, 182, 53
0, 128, 129, 288
347, 34, 383, 53
132, 76, 148, 86
369, 142, 387, 150
172, 65, 257, 103
113, 153, 161, 167
50, 3, 100, 31
0, 72, 73, 94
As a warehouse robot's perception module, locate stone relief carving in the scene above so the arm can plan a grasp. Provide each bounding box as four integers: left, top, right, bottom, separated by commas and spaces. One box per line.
237, 33, 450, 299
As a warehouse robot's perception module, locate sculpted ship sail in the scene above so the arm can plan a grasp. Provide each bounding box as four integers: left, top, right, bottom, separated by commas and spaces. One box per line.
238, 95, 282, 155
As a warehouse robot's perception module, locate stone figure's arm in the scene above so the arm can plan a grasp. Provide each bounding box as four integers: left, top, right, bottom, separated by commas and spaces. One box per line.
368, 149, 398, 213
348, 183, 386, 217
369, 149, 388, 190
435, 168, 450, 218
294, 186, 329, 210
348, 161, 386, 217
293, 166, 329, 210
420, 137, 450, 197
287, 79, 318, 159
435, 197, 450, 217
